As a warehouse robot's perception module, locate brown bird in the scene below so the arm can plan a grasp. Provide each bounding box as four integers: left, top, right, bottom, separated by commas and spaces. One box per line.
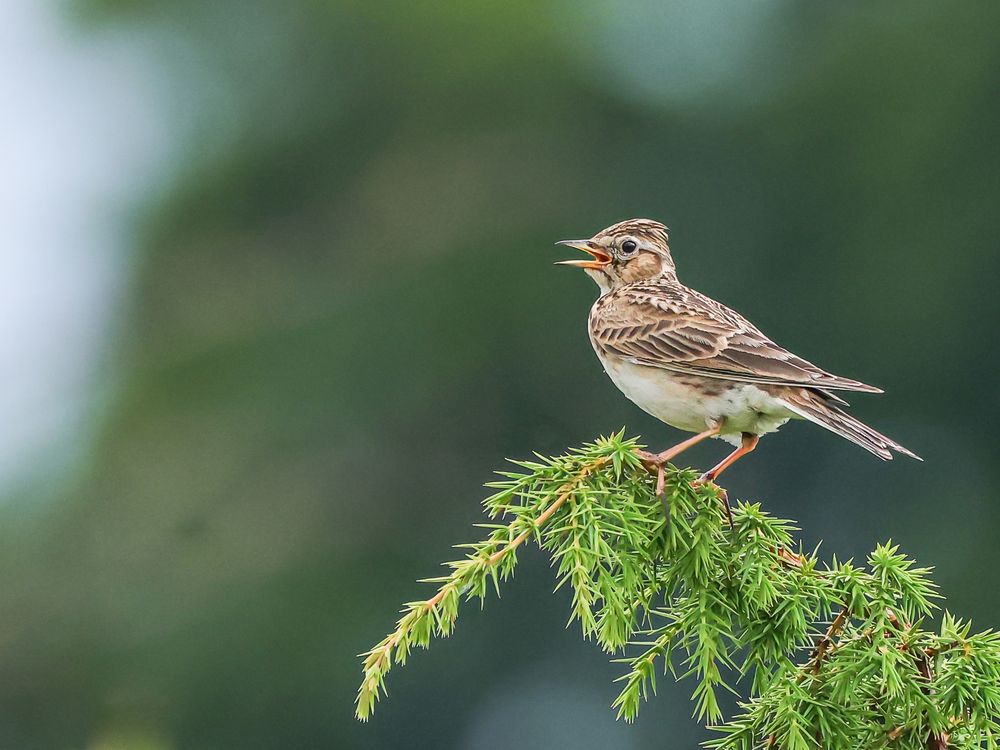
557, 218, 919, 500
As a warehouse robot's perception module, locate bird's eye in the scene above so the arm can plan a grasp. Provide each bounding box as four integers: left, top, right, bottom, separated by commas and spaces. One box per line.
621, 240, 637, 254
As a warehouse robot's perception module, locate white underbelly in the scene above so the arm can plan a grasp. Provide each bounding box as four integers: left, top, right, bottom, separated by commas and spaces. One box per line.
598, 353, 794, 440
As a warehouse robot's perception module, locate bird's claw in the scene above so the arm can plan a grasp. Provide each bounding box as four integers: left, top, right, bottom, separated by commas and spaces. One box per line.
634, 449, 671, 521
691, 477, 736, 530
635, 449, 662, 470
633, 449, 668, 493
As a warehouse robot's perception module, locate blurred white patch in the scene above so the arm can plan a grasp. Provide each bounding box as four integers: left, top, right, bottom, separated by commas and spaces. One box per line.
0, 2, 174, 493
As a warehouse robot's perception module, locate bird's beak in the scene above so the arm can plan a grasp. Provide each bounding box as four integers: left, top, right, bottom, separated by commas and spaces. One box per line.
554, 239, 612, 269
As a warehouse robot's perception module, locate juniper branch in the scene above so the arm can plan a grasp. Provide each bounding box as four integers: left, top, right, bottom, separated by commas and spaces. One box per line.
355, 432, 1000, 750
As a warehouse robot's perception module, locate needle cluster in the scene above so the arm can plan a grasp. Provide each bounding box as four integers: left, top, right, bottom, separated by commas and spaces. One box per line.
355, 432, 1000, 749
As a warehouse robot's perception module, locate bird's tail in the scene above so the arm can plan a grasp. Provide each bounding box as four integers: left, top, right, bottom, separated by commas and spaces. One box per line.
779, 390, 921, 461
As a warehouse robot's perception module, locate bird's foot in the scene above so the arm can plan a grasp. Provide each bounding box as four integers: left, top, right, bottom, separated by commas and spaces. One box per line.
691, 469, 720, 487
634, 449, 660, 466
634, 450, 671, 522
634, 450, 668, 494
691, 475, 736, 530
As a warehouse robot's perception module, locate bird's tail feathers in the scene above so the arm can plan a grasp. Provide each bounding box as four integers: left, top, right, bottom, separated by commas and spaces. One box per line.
779, 391, 921, 462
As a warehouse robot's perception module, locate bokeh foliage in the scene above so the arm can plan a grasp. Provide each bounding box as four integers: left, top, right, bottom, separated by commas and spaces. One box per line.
2, 1, 999, 748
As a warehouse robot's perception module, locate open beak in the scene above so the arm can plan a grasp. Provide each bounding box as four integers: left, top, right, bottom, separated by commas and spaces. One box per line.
554, 239, 612, 269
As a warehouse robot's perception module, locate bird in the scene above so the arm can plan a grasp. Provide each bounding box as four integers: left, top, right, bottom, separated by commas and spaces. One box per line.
556, 218, 919, 503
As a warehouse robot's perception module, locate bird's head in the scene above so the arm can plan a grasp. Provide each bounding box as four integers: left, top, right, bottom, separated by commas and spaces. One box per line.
557, 218, 676, 293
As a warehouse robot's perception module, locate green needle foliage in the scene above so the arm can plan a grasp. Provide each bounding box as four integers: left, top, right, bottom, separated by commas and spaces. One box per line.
356, 432, 1000, 749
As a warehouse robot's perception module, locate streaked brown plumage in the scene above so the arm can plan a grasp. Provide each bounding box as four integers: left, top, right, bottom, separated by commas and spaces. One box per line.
557, 218, 919, 489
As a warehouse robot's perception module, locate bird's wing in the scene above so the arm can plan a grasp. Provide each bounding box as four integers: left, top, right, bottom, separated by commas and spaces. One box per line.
590, 283, 882, 393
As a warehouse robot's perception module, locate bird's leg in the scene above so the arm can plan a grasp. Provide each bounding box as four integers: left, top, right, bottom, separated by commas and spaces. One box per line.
636, 425, 722, 503
697, 432, 759, 484
691, 432, 759, 526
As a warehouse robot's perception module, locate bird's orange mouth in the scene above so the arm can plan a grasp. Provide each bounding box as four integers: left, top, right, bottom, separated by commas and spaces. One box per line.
555, 239, 612, 269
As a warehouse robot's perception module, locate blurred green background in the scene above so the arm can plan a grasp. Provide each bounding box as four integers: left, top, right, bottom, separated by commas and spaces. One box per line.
2, 1, 998, 747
